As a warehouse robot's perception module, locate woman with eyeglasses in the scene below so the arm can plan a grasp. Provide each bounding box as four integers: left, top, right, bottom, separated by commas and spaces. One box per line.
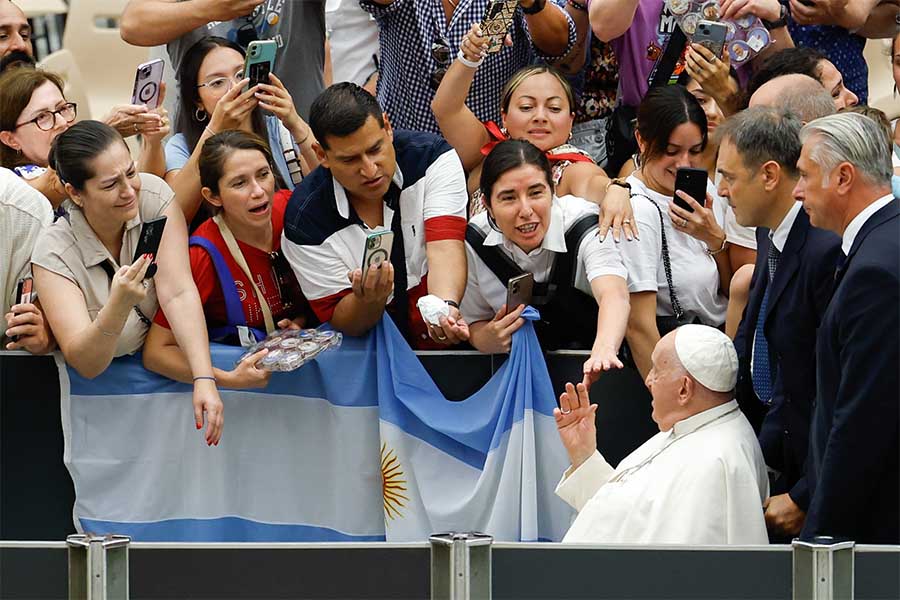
30, 120, 224, 444
0, 68, 169, 212
166, 37, 319, 226
431, 24, 635, 242
462, 139, 630, 387
144, 130, 315, 389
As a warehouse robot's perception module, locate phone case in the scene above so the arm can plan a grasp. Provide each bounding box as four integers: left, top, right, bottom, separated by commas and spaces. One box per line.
506, 273, 534, 310
674, 168, 708, 213
693, 20, 727, 59
131, 59, 164, 109
481, 0, 518, 54
244, 40, 278, 90
361, 231, 394, 283
133, 216, 168, 279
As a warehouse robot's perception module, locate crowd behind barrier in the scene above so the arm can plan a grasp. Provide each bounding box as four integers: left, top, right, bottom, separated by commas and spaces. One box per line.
0, 0, 899, 571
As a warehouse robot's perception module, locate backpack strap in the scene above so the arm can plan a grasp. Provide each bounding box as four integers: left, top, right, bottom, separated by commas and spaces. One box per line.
552, 213, 599, 290
189, 236, 265, 343
278, 121, 303, 187
465, 223, 526, 287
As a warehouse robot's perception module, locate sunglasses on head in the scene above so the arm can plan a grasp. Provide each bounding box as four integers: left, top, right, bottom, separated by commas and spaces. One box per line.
430, 38, 452, 91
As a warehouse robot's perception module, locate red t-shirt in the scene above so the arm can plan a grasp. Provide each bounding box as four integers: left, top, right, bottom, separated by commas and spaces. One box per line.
155, 190, 310, 331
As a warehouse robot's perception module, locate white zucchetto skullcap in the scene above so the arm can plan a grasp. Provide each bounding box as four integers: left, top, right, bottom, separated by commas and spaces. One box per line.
674, 324, 738, 392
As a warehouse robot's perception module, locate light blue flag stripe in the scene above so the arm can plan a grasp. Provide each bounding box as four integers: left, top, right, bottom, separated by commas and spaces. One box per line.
80, 517, 386, 542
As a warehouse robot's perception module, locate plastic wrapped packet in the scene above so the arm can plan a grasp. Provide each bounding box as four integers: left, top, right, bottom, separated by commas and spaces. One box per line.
664, 0, 773, 65
235, 326, 343, 372
416, 294, 449, 326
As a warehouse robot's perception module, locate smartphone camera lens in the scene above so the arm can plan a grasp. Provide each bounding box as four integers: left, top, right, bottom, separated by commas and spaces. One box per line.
140, 66, 152, 78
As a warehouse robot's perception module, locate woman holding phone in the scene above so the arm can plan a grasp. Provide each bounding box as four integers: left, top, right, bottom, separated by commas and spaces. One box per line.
431, 24, 635, 242
143, 131, 314, 389
30, 121, 224, 445
166, 37, 319, 225
0, 68, 169, 211
619, 86, 735, 378
461, 140, 630, 387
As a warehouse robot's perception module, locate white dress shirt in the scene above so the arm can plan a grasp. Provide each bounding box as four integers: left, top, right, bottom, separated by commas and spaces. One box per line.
841, 194, 894, 256
461, 195, 627, 324
556, 400, 769, 544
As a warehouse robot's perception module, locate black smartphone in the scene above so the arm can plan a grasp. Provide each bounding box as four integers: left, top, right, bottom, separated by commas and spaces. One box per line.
506, 273, 534, 311
674, 168, 708, 213
10, 277, 34, 342
693, 20, 728, 60
133, 216, 167, 279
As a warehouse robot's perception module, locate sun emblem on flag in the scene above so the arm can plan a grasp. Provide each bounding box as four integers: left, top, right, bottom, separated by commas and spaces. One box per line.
381, 442, 409, 521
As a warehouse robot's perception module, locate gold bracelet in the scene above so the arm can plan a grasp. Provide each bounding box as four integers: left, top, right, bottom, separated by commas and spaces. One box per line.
706, 237, 727, 256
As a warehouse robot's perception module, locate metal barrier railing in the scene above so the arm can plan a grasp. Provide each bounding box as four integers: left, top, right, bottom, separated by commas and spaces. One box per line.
2, 535, 881, 599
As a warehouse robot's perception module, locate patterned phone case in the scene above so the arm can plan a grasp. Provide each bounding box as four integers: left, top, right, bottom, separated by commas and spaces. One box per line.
481, 0, 518, 54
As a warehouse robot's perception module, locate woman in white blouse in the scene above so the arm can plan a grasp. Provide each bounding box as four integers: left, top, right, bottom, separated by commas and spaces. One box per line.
461, 140, 630, 387
620, 85, 734, 378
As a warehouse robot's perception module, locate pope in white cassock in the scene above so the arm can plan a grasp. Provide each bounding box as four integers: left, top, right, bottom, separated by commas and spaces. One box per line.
555, 324, 769, 544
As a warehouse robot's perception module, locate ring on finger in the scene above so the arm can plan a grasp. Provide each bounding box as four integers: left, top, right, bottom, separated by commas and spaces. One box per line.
133, 123, 140, 133
623, 219, 631, 224
141, 280, 150, 288
682, 218, 689, 227
561, 407, 572, 415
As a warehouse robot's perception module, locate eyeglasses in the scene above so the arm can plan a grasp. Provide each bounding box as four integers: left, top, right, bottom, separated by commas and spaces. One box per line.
430, 38, 452, 91
15, 102, 77, 131
197, 71, 245, 93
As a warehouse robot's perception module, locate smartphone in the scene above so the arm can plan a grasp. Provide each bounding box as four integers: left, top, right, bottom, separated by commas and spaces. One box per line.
674, 168, 708, 213
506, 273, 534, 312
480, 0, 518, 54
130, 59, 164, 109
243, 40, 277, 91
360, 230, 394, 284
10, 277, 34, 343
693, 20, 728, 60
133, 216, 167, 279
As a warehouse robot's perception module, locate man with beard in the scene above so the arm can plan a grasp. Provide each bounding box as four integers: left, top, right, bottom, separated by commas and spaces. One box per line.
0, 1, 35, 73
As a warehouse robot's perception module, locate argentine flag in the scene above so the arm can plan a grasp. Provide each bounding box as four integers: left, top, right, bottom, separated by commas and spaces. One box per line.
58, 308, 574, 542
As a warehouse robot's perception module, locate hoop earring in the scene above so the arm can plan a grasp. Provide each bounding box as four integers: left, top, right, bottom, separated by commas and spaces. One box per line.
194, 107, 208, 122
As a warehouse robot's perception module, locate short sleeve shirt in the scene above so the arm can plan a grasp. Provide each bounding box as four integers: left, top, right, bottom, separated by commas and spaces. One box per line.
281, 130, 468, 345
359, 0, 575, 132
0, 168, 52, 324
166, 1, 325, 120
165, 115, 298, 190
154, 190, 309, 331
619, 175, 727, 326
461, 194, 627, 324
31, 174, 174, 357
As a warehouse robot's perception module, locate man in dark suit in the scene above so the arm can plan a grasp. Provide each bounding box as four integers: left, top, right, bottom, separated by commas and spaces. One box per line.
794, 112, 899, 544
717, 107, 842, 539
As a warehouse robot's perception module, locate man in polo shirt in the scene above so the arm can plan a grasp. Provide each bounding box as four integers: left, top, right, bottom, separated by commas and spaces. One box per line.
282, 83, 468, 348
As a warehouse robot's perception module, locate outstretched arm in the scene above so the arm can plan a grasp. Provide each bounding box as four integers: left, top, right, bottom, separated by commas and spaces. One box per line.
120, 0, 265, 47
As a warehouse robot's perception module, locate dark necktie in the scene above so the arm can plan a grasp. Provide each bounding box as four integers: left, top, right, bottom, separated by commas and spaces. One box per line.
752, 239, 781, 404
384, 184, 410, 340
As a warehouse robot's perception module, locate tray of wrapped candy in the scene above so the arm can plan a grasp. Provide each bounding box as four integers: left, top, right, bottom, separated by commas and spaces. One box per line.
666, 0, 773, 66
236, 327, 343, 372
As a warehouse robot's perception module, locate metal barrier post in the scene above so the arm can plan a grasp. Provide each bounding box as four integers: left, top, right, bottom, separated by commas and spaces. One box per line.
67, 534, 130, 599
793, 537, 855, 600
429, 532, 493, 600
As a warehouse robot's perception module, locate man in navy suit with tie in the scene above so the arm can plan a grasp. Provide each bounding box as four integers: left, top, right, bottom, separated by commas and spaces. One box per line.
717, 107, 842, 539
794, 113, 899, 544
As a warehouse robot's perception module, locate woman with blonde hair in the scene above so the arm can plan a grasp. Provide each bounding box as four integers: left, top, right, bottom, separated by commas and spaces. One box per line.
432, 24, 635, 241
